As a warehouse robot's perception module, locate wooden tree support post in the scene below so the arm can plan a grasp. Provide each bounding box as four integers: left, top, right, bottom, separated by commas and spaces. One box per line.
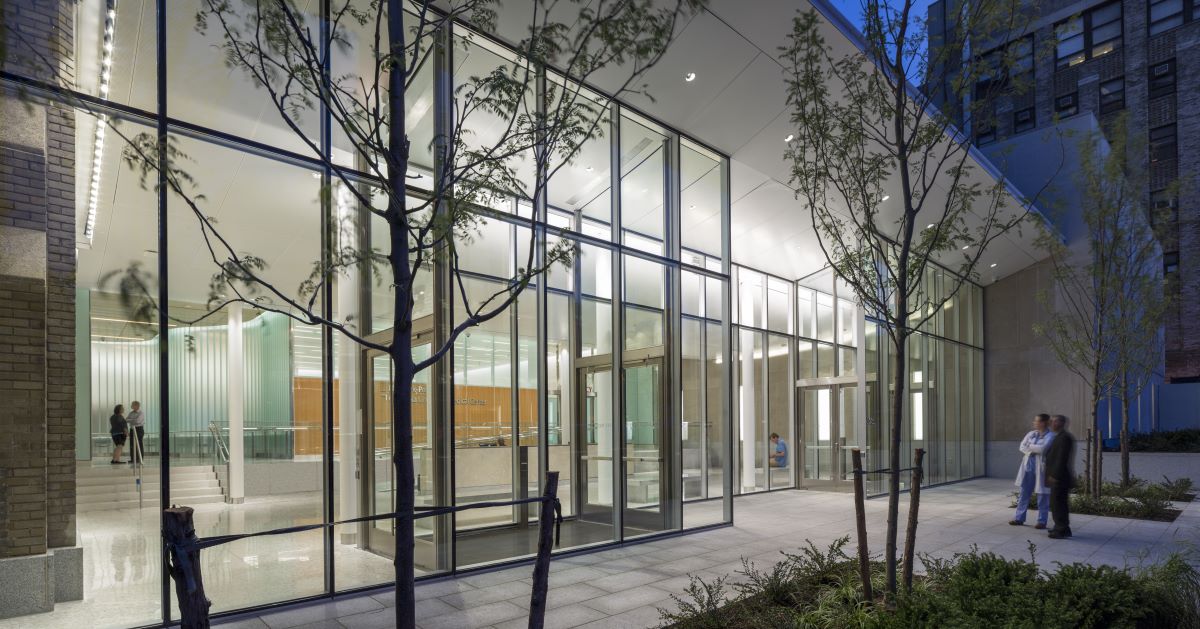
164, 506, 212, 629
1085, 428, 1094, 497
528, 470, 560, 629
851, 449, 873, 603
901, 448, 924, 592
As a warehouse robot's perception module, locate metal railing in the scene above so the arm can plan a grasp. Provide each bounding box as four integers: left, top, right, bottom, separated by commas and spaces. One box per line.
208, 422, 232, 501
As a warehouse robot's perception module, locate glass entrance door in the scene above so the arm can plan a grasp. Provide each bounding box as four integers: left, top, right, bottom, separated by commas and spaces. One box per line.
575, 365, 615, 525
800, 385, 855, 490
363, 340, 437, 571
623, 358, 667, 535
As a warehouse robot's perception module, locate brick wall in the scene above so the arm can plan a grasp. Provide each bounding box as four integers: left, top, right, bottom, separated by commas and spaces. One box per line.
0, 276, 49, 558
1, 0, 77, 555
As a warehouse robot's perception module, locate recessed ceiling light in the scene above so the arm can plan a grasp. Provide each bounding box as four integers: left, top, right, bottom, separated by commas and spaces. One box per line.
311, 172, 321, 179
585, 165, 594, 172
961, 245, 970, 250
689, 204, 696, 209
684, 72, 696, 82
926, 223, 935, 229
882, 195, 890, 201
990, 263, 997, 268
784, 134, 795, 143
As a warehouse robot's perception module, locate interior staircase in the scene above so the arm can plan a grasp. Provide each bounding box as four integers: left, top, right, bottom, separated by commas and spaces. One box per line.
77, 463, 225, 513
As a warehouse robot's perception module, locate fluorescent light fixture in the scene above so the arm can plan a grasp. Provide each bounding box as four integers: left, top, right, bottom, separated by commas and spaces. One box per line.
684, 72, 696, 82
784, 134, 795, 142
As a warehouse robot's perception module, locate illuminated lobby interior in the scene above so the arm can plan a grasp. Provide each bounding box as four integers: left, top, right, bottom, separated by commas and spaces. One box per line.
0, 0, 1046, 626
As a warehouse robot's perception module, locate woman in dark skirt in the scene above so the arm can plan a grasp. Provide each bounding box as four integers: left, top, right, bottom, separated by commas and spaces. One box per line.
110, 404, 128, 464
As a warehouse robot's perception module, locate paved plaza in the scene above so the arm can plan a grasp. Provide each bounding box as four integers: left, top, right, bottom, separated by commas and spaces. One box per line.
215, 478, 1200, 629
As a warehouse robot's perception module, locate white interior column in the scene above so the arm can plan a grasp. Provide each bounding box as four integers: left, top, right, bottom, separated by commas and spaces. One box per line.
597, 372, 613, 505
739, 285, 756, 492
227, 305, 245, 504
336, 180, 361, 542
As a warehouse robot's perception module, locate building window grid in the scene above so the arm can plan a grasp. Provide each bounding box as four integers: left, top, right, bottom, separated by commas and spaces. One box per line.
1055, 92, 1079, 117
1013, 106, 1036, 133
1149, 59, 1177, 99
1150, 124, 1178, 163
1098, 77, 1125, 114
1150, 0, 1198, 36
1055, 1, 1123, 68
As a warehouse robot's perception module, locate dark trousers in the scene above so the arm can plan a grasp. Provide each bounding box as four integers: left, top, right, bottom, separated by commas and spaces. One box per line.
1050, 485, 1071, 533
131, 426, 145, 463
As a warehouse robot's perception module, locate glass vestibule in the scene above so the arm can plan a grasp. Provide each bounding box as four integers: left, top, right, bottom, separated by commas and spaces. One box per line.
797, 382, 862, 491
360, 325, 440, 573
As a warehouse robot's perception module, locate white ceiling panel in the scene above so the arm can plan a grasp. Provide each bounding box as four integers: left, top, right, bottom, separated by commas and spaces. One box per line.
681, 53, 788, 155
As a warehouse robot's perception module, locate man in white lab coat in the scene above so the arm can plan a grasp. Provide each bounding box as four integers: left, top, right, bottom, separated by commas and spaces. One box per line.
1009, 413, 1054, 528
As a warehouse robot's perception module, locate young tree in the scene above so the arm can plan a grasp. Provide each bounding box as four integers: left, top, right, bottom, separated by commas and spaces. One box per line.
1036, 115, 1170, 491
5, 1, 701, 626
781, 0, 1053, 597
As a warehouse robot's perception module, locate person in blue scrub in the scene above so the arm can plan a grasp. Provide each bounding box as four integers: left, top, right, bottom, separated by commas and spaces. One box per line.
1010, 413, 1054, 528
769, 432, 788, 468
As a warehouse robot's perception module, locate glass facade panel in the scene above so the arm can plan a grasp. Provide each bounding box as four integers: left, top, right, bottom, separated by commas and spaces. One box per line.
619, 114, 668, 253
20, 0, 1004, 623
165, 134, 328, 614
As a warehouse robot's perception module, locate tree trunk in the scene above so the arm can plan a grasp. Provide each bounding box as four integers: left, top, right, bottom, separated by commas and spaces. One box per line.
851, 448, 873, 603
386, 3, 416, 628
1093, 404, 1103, 496
164, 507, 211, 629
391, 347, 416, 629
1120, 374, 1131, 486
901, 448, 924, 592
528, 471, 560, 629
885, 329, 907, 598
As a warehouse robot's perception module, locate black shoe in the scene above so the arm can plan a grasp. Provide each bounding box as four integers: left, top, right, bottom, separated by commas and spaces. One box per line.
1008, 520, 1024, 526
1048, 530, 1072, 539
110, 460, 121, 465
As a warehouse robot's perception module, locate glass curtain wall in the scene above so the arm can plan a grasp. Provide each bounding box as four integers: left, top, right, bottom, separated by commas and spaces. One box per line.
58, 1, 732, 624
727, 263, 984, 498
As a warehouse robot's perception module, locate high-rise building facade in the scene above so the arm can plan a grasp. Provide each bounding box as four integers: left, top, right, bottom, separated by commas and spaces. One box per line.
928, 0, 1200, 383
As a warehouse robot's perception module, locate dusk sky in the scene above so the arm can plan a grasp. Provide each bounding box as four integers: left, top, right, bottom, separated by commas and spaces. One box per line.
825, 0, 939, 33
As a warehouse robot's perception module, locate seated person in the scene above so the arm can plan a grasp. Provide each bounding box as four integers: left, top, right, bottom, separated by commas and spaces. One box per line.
769, 432, 788, 468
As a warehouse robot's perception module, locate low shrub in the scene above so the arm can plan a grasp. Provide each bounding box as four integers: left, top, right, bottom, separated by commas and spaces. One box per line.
1010, 476, 1191, 521
662, 542, 1200, 629
1128, 429, 1200, 453
1070, 493, 1179, 522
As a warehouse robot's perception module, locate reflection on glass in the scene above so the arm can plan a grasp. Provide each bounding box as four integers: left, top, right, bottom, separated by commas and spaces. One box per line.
620, 114, 666, 252
767, 335, 792, 489
624, 360, 667, 536
681, 140, 722, 257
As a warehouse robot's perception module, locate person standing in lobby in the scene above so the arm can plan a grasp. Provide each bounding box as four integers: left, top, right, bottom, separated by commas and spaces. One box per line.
1043, 415, 1076, 539
127, 400, 146, 466
109, 404, 128, 465
1010, 413, 1053, 528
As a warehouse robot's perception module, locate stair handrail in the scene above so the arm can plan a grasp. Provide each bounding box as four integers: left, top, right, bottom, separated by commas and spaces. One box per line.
129, 427, 144, 508
207, 421, 232, 502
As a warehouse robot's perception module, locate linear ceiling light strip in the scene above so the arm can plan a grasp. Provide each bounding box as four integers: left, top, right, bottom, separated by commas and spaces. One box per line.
85, 0, 117, 242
